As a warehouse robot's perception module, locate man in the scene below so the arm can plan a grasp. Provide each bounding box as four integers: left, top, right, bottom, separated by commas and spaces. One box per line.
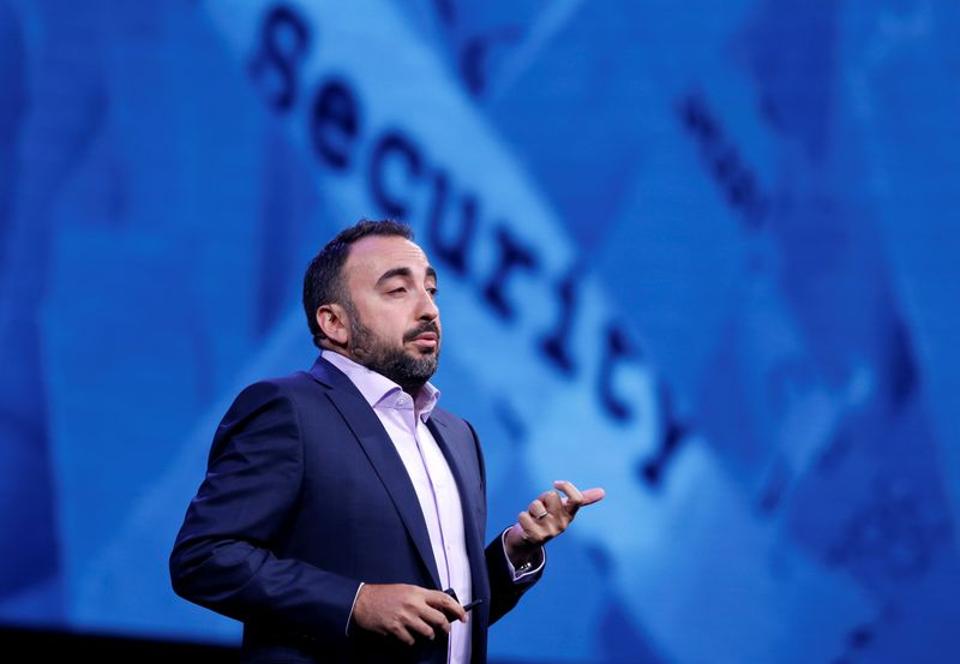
170, 219, 604, 663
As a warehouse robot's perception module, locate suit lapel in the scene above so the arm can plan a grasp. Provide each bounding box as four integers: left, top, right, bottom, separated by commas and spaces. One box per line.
308, 357, 442, 589
427, 414, 487, 595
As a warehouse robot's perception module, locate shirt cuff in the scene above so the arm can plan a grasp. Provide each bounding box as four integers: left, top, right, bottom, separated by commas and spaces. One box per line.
345, 581, 365, 636
501, 529, 545, 582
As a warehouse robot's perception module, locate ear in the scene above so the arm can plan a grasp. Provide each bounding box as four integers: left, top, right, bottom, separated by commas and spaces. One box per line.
315, 303, 349, 346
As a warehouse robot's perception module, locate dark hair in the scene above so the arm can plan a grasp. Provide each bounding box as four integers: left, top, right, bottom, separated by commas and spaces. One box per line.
303, 219, 414, 349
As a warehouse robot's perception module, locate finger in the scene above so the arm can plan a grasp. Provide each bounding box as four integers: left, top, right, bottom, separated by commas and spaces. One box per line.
581, 487, 606, 505
541, 491, 563, 516
527, 499, 549, 520
518, 511, 548, 544
421, 606, 452, 634
425, 590, 467, 623
391, 623, 416, 646
407, 616, 437, 641
553, 480, 585, 515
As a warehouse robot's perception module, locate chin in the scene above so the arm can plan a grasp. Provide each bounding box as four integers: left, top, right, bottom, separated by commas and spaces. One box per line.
407, 344, 439, 358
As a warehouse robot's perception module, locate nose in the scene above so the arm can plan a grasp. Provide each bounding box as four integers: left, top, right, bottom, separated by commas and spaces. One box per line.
417, 287, 439, 321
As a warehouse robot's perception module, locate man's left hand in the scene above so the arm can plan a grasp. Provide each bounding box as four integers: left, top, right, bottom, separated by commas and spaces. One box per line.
504, 480, 605, 563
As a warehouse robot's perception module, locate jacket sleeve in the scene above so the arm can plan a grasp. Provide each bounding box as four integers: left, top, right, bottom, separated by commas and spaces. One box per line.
169, 381, 361, 642
484, 533, 543, 624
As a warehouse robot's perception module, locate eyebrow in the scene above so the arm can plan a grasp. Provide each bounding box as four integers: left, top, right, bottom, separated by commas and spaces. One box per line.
375, 266, 438, 287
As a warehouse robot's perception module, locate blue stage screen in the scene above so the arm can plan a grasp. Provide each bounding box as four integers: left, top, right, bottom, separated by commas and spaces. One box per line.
1, 1, 959, 662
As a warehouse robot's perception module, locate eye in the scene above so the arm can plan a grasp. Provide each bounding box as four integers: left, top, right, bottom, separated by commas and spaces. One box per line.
389, 287, 407, 295
427, 287, 438, 297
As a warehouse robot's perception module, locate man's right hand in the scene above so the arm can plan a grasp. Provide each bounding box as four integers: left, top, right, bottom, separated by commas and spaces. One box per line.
351, 583, 467, 646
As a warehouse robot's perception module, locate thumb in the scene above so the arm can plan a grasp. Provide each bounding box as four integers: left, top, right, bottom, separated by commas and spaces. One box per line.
581, 488, 606, 505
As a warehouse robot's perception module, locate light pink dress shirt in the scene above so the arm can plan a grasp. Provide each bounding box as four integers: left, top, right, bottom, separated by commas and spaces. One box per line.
323, 350, 541, 663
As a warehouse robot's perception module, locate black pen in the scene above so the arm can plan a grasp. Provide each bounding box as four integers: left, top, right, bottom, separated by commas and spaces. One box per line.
443, 588, 483, 616
462, 598, 483, 612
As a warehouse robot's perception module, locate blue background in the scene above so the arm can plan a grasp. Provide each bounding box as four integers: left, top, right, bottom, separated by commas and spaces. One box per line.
2, 1, 959, 662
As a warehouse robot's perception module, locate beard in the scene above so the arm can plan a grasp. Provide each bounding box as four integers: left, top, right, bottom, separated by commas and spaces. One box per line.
345, 300, 440, 394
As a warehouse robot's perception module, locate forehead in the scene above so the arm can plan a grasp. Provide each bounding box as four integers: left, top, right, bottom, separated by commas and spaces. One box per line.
344, 235, 432, 283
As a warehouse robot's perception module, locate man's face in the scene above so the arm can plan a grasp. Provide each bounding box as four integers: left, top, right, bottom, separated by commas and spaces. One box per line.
340, 235, 441, 391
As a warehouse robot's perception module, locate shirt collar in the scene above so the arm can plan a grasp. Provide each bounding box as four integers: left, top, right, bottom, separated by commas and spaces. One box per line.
321, 350, 440, 421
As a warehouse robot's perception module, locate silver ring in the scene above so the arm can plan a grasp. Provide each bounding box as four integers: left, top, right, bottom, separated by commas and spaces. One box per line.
535, 510, 549, 520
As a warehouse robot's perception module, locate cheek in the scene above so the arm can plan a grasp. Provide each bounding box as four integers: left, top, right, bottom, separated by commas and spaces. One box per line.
363, 305, 410, 340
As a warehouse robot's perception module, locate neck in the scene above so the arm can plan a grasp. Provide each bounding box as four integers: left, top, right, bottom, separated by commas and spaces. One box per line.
400, 381, 426, 398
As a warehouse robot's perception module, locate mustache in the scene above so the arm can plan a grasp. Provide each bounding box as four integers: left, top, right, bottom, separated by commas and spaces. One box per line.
403, 321, 440, 342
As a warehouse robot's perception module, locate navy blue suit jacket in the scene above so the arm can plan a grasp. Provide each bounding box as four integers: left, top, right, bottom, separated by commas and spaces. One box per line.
170, 356, 539, 663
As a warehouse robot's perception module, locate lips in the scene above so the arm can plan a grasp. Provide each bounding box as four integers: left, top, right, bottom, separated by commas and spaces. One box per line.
407, 330, 439, 352
405, 323, 440, 351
